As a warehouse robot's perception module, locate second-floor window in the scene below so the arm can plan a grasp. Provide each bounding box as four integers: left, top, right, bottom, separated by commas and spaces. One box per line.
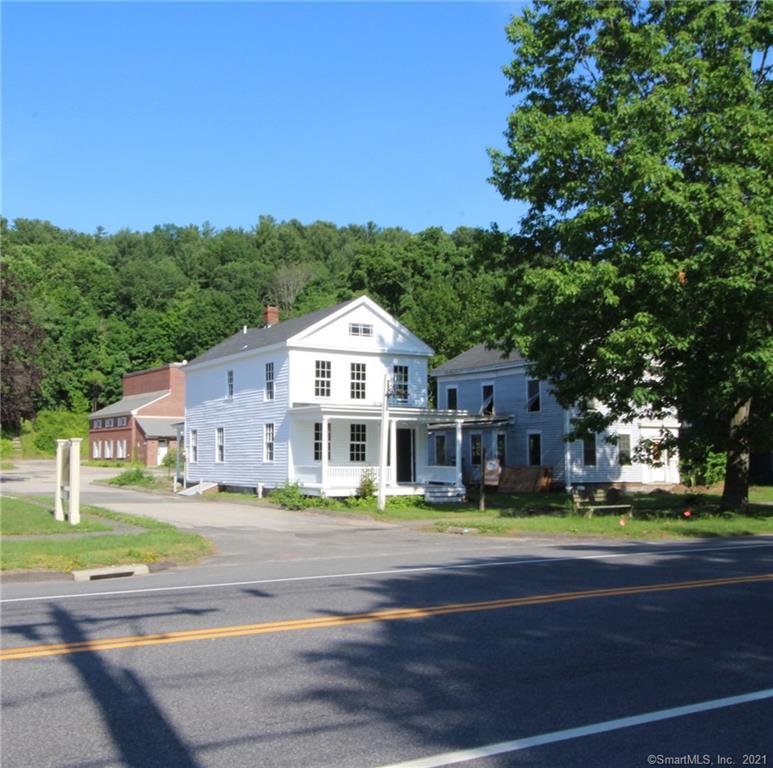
527, 379, 541, 412
93, 419, 103, 429
446, 387, 457, 410
117, 417, 128, 427
482, 384, 494, 415
393, 365, 408, 402
105, 418, 115, 428
265, 362, 274, 401
189, 430, 198, 463
351, 363, 366, 399
315, 360, 331, 397
226, 370, 234, 399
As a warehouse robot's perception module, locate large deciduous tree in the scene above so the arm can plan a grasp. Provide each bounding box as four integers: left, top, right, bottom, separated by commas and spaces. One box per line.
489, 0, 772, 508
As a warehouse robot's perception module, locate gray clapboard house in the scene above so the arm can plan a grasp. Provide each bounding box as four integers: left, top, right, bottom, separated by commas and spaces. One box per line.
431, 344, 681, 489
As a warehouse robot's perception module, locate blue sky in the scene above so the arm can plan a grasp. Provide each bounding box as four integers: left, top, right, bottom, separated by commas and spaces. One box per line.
2, 2, 528, 234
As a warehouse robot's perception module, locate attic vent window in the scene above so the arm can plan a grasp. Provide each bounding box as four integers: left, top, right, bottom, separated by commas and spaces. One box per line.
349, 323, 373, 337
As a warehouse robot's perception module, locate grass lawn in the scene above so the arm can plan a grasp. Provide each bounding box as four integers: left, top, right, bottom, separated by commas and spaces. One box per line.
750, 486, 773, 504
0, 495, 212, 572
256, 486, 772, 540
1, 495, 112, 535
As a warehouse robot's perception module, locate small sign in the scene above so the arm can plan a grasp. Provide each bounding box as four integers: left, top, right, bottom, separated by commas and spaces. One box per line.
484, 458, 501, 485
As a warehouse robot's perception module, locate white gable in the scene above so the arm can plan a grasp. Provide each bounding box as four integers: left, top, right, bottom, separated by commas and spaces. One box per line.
288, 296, 433, 356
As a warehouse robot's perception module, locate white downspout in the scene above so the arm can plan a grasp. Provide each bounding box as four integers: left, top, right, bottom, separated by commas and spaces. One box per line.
377, 375, 390, 511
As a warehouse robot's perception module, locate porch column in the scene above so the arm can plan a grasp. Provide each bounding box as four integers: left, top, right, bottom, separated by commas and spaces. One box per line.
321, 416, 329, 496
455, 419, 463, 488
389, 418, 397, 486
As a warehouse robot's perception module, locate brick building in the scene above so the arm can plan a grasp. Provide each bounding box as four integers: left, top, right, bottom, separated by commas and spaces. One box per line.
89, 363, 185, 465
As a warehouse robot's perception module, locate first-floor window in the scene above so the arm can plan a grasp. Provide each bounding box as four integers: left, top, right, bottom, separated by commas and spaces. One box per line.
435, 434, 447, 466
264, 423, 275, 462
350, 423, 367, 462
93, 441, 101, 459
216, 428, 225, 463
313, 423, 332, 462
618, 434, 631, 466
189, 430, 198, 463
471, 434, 482, 465
528, 433, 541, 466
116, 440, 127, 459
104, 440, 113, 459
497, 432, 507, 464
583, 435, 596, 466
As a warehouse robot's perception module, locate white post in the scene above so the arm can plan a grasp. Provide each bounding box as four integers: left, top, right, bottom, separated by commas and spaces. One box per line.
377, 376, 390, 511
564, 407, 573, 491
455, 420, 463, 489
321, 416, 329, 496
54, 439, 67, 521
174, 425, 182, 493
389, 418, 397, 487
68, 438, 82, 525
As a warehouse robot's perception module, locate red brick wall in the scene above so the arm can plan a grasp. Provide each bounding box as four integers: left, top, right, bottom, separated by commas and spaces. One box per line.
133, 366, 185, 418
89, 427, 132, 461
123, 363, 184, 397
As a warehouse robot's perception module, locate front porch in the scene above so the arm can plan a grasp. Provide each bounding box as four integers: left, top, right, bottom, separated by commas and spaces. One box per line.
287, 403, 466, 498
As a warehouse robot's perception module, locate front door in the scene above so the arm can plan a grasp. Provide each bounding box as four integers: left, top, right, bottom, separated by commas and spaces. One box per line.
157, 439, 168, 466
396, 428, 415, 483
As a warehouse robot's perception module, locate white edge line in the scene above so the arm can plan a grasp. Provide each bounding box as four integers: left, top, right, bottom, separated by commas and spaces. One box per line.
377, 688, 773, 768
1, 541, 772, 604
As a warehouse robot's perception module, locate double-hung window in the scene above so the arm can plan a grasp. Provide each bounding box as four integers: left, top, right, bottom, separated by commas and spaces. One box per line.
471, 434, 482, 465
264, 424, 274, 462
350, 424, 367, 462
105, 418, 114, 428
315, 360, 331, 397
527, 379, 541, 412
393, 365, 408, 402
226, 370, 234, 399
350, 363, 366, 399
446, 387, 458, 410
265, 363, 274, 401
481, 384, 494, 415
117, 416, 128, 427
93, 441, 101, 459
189, 430, 198, 463
583, 435, 597, 466
435, 435, 447, 466
618, 434, 631, 466
528, 432, 542, 466
497, 432, 507, 464
314, 423, 332, 462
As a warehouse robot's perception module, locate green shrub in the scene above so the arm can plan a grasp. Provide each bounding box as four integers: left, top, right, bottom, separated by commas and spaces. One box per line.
357, 469, 377, 499
108, 468, 156, 487
1, 437, 16, 462
271, 482, 308, 510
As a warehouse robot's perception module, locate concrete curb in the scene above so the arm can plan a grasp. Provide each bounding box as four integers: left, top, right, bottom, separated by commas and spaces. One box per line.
71, 564, 150, 582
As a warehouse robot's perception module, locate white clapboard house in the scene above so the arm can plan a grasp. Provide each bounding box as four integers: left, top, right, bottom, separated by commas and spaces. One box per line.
183, 297, 468, 499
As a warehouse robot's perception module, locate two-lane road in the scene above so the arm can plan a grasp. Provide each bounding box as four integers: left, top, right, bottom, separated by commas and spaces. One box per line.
2, 537, 771, 768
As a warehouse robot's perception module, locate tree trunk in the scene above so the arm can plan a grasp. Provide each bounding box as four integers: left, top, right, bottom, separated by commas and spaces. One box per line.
720, 399, 752, 511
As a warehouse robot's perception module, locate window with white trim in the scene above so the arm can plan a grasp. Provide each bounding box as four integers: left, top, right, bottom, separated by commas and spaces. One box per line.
527, 379, 541, 412
435, 435, 446, 466
93, 419, 103, 429
393, 365, 408, 402
216, 428, 225, 463
350, 363, 366, 399
264, 423, 275, 462
116, 440, 127, 459
189, 430, 198, 463
481, 384, 494, 415
226, 370, 234, 399
349, 322, 373, 337
104, 440, 113, 459
618, 434, 631, 466
117, 416, 128, 427
314, 423, 332, 462
93, 441, 101, 459
497, 432, 507, 464
105, 418, 115, 428
265, 362, 274, 401
315, 360, 331, 397
350, 424, 367, 462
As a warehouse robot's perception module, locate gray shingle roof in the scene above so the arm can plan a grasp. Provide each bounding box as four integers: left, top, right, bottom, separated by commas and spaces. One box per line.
135, 417, 181, 439
187, 298, 358, 367
432, 344, 525, 376
90, 390, 170, 418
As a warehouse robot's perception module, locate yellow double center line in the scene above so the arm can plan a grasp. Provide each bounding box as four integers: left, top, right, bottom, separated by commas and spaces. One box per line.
2, 573, 770, 662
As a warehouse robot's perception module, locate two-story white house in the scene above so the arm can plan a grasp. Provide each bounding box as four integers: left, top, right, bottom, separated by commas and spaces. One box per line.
184, 296, 467, 499
432, 344, 681, 489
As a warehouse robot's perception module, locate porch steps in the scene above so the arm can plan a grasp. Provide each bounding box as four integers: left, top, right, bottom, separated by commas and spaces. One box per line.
424, 485, 465, 504
178, 481, 218, 496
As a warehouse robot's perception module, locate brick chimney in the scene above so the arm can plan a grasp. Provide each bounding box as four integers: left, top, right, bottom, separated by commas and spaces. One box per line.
264, 305, 280, 327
